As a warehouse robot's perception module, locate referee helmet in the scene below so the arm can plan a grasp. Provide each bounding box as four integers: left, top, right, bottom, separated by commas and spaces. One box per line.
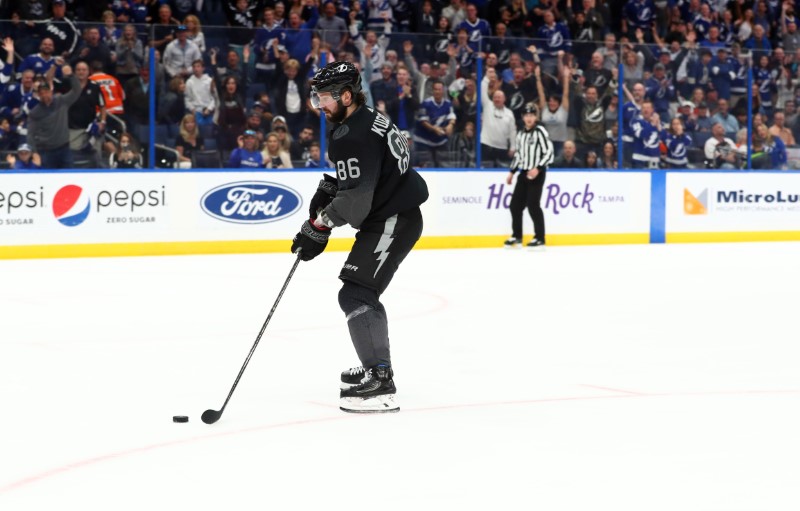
523, 103, 539, 117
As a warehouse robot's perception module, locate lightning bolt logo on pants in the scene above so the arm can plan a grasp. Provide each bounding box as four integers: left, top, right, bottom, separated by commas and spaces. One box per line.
373, 215, 398, 277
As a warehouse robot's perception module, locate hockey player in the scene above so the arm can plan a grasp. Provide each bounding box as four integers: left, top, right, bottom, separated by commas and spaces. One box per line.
291, 61, 429, 413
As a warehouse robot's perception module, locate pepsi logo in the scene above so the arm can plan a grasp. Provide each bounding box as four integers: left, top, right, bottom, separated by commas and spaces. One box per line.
52, 185, 90, 226
201, 181, 302, 224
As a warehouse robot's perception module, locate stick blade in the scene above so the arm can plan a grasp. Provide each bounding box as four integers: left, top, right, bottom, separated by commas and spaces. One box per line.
201, 409, 221, 424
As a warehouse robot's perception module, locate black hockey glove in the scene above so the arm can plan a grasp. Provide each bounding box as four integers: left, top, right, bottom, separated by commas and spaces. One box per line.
309, 174, 338, 220
291, 219, 331, 261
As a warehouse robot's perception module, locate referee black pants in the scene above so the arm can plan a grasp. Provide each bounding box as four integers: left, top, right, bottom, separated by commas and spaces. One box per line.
510, 167, 546, 242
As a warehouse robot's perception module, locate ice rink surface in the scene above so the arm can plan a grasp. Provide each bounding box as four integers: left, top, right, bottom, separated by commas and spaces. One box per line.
1, 242, 799, 510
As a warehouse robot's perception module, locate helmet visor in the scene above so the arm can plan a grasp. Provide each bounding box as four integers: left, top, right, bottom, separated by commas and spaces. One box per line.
310, 89, 339, 109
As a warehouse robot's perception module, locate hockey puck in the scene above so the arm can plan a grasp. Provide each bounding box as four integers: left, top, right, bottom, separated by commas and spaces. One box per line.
172, 415, 189, 423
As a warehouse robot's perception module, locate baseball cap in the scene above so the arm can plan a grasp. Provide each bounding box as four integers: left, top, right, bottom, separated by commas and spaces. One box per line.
680, 100, 695, 109
654, 63, 666, 71
17, 143, 32, 152
272, 115, 286, 124
698, 101, 709, 109
176, 25, 188, 32
523, 103, 538, 115
53, 0, 65, 4
248, 109, 261, 117
243, 129, 257, 137
277, 44, 288, 53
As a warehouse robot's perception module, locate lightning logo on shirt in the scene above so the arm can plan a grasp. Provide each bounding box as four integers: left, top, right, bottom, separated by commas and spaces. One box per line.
549, 32, 564, 48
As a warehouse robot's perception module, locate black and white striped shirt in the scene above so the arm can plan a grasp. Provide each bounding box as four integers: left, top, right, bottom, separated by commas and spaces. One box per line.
510, 124, 555, 173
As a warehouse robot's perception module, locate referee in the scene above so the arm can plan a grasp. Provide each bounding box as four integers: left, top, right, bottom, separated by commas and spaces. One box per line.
504, 103, 554, 248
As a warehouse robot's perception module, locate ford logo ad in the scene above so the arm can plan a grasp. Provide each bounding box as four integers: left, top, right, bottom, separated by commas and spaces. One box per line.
201, 181, 302, 224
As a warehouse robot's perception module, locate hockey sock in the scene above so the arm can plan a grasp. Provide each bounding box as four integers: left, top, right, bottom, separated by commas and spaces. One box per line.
338, 281, 390, 368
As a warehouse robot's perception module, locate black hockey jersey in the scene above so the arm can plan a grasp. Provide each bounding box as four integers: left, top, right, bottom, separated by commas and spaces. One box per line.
323, 105, 428, 230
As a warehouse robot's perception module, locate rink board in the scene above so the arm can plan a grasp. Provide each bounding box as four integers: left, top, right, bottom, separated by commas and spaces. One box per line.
1, 168, 798, 259
0, 170, 651, 259
665, 172, 800, 243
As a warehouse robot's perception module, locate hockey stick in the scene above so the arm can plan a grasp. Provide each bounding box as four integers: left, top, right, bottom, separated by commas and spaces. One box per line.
201, 252, 302, 424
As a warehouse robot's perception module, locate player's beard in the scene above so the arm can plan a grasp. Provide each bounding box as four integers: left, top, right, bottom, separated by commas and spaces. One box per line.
325, 100, 348, 124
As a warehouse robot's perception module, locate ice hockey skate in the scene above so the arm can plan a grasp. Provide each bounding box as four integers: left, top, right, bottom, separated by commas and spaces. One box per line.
504, 237, 521, 248
340, 365, 371, 390
340, 365, 399, 413
527, 238, 545, 251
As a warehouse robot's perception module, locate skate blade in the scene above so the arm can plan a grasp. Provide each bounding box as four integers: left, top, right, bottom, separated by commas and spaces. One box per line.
526, 245, 545, 252
339, 394, 399, 413
503, 244, 521, 249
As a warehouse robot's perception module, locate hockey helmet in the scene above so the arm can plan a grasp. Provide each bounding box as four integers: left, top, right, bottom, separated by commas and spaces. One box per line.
310, 61, 362, 108
523, 103, 539, 116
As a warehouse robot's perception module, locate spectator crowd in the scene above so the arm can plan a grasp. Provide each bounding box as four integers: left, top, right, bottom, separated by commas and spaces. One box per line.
0, 0, 798, 170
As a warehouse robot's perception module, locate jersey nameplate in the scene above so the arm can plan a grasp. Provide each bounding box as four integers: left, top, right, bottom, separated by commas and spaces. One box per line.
371, 112, 391, 137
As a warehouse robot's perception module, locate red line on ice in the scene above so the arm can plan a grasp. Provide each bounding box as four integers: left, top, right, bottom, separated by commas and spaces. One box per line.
2, 388, 799, 495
